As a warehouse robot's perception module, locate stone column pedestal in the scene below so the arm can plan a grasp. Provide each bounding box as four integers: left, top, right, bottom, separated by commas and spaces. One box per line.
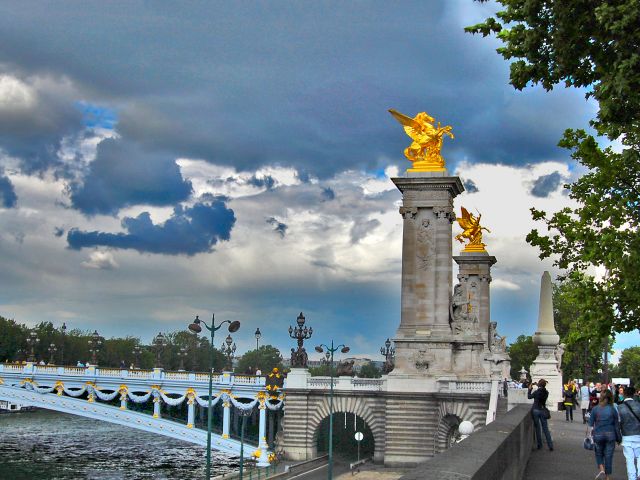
387, 173, 463, 391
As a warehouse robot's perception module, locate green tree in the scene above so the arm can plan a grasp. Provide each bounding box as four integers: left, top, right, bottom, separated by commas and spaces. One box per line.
614, 346, 640, 386
467, 1, 640, 336
357, 362, 382, 378
466, 0, 640, 140
507, 335, 538, 379
552, 274, 607, 381
309, 364, 336, 377
235, 345, 283, 374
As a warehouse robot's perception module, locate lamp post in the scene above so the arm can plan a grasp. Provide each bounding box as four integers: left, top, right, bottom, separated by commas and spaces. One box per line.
153, 332, 166, 368
288, 312, 313, 368
88, 330, 103, 365
221, 334, 237, 371
236, 405, 253, 480
177, 346, 188, 371
255, 327, 262, 351
380, 338, 395, 374
48, 343, 57, 365
315, 340, 350, 480
132, 344, 142, 369
188, 314, 240, 480
60, 322, 67, 365
26, 331, 40, 362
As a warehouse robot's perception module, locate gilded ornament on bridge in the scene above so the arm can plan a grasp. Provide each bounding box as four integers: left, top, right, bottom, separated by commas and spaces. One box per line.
388, 109, 454, 172
455, 207, 490, 252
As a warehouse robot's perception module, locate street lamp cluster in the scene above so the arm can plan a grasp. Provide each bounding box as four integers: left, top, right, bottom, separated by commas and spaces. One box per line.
188, 314, 241, 480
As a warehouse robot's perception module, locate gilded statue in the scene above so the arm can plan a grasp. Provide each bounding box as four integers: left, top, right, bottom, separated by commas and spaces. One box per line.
388, 109, 454, 172
455, 206, 490, 252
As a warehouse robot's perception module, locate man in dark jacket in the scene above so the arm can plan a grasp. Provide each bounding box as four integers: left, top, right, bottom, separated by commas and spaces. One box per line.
619, 386, 640, 480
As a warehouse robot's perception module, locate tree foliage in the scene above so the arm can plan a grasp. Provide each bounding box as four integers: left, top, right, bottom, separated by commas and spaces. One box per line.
552, 274, 606, 381
467, 0, 640, 335
609, 346, 640, 386
309, 364, 336, 377
507, 335, 538, 379
466, 0, 640, 141
235, 345, 283, 374
357, 362, 382, 378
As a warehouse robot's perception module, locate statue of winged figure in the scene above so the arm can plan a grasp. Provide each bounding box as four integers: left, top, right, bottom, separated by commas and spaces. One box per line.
388, 109, 454, 172
455, 206, 490, 250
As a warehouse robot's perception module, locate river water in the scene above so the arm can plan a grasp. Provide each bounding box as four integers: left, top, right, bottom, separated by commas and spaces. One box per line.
0, 409, 238, 479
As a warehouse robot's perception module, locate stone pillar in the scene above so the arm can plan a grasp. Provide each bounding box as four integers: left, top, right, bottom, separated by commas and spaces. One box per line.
257, 400, 269, 466
529, 271, 562, 411
187, 396, 195, 428
222, 400, 231, 438
453, 252, 497, 346
153, 396, 161, 418
388, 174, 463, 389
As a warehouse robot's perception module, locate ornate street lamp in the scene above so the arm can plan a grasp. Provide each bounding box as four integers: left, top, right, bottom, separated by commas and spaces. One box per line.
255, 327, 262, 351
132, 344, 142, 369
177, 346, 188, 371
188, 314, 240, 480
221, 334, 236, 371
26, 331, 40, 363
288, 312, 313, 368
315, 340, 350, 480
380, 338, 395, 374
60, 322, 67, 365
48, 343, 57, 365
87, 330, 103, 365
153, 332, 166, 368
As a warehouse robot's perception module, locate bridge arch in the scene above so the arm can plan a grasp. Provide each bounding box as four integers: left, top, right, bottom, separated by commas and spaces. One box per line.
434, 398, 485, 454
305, 393, 386, 462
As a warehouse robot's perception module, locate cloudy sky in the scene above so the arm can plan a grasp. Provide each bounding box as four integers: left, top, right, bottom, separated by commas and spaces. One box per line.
0, 1, 634, 361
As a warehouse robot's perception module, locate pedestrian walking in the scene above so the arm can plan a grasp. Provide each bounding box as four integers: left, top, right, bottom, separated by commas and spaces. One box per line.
528, 378, 554, 451
589, 389, 622, 480
618, 386, 640, 480
581, 382, 592, 424
563, 380, 578, 422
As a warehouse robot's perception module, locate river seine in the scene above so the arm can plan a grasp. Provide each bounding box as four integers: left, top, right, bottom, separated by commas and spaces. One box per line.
0, 409, 237, 479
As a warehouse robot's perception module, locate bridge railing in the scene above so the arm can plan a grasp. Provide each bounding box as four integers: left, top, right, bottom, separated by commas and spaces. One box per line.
301, 376, 385, 391
0, 363, 266, 387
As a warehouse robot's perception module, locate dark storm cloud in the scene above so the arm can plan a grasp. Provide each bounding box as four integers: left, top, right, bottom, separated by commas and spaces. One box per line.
0, 170, 17, 208
0, 72, 84, 175
266, 217, 288, 238
530, 172, 563, 198
247, 175, 275, 190
321, 187, 335, 201
462, 179, 479, 193
66, 195, 235, 255
69, 138, 192, 215
0, 2, 593, 184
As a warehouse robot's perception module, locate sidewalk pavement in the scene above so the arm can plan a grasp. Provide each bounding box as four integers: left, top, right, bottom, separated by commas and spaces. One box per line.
524, 410, 627, 480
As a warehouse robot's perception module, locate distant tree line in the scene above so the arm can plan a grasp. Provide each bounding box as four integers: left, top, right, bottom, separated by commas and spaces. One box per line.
0, 315, 284, 374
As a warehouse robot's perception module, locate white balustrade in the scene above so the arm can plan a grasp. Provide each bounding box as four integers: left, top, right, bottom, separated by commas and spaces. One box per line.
165, 372, 189, 380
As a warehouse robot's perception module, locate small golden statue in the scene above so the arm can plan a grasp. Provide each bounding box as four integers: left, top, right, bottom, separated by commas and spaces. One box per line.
388, 109, 454, 172
455, 206, 490, 252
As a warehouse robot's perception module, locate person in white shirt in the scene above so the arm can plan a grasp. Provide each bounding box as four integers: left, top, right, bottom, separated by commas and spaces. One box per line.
580, 382, 591, 424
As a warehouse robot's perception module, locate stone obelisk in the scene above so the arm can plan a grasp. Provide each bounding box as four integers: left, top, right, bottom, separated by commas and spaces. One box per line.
529, 271, 562, 410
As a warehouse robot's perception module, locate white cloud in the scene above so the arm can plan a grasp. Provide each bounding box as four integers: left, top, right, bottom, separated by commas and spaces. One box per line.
0, 74, 36, 110
81, 250, 119, 270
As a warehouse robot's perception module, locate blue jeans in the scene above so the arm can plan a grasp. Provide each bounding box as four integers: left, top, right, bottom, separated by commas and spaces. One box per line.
594, 437, 616, 474
532, 408, 553, 449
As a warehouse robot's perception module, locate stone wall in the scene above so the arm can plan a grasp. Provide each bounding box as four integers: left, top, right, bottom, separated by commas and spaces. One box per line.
398, 404, 534, 480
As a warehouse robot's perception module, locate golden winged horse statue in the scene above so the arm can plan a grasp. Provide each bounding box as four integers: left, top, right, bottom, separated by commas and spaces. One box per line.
388, 109, 454, 172
455, 206, 490, 252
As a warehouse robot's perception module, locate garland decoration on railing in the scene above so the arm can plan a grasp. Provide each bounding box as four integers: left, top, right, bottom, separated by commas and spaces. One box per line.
12, 378, 284, 412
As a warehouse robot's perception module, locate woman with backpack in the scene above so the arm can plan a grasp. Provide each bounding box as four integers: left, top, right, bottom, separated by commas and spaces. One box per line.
588, 389, 622, 480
